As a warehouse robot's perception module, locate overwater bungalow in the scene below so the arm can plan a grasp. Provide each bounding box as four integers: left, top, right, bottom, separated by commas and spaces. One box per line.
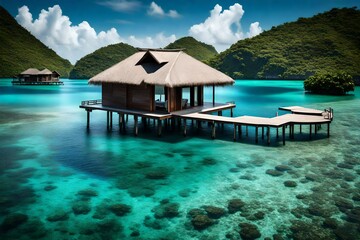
80, 49, 333, 145
12, 68, 63, 85
88, 48, 234, 112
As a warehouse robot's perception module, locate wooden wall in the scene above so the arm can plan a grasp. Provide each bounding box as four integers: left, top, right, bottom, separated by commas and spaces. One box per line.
167, 87, 182, 112
102, 83, 154, 111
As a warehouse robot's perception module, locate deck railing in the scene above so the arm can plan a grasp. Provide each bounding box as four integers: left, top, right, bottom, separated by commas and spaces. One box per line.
81, 99, 102, 106
324, 107, 333, 120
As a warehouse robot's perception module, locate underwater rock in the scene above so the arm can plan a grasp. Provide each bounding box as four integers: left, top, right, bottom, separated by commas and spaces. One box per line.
239, 222, 261, 240
191, 214, 215, 230
130, 230, 140, 237
202, 157, 217, 165
153, 201, 180, 219
343, 173, 356, 182
290, 220, 335, 239
97, 218, 123, 232
305, 174, 319, 182
77, 189, 98, 197
143, 215, 163, 230
203, 206, 226, 219
20, 219, 48, 239
323, 218, 338, 229
44, 185, 57, 191
228, 199, 245, 214
253, 211, 265, 220
352, 193, 360, 201
46, 210, 69, 222
72, 202, 91, 215
295, 194, 307, 200
307, 204, 330, 218
128, 187, 155, 197
334, 198, 354, 211
187, 208, 206, 218
236, 162, 250, 168
133, 161, 152, 169
272, 234, 285, 240
284, 181, 297, 188
239, 174, 257, 181
275, 165, 292, 172
337, 162, 353, 169
178, 189, 191, 198
334, 224, 359, 240
145, 167, 171, 180
346, 207, 360, 223
1, 213, 28, 231
229, 168, 241, 173
265, 169, 283, 177
109, 203, 132, 217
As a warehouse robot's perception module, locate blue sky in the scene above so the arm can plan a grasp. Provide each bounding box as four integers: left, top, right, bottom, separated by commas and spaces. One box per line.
2, 0, 359, 63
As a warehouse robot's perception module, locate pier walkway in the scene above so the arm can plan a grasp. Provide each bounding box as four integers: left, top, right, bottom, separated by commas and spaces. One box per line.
80, 101, 333, 146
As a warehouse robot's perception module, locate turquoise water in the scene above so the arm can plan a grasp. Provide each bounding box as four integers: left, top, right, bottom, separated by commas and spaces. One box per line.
0, 79, 359, 239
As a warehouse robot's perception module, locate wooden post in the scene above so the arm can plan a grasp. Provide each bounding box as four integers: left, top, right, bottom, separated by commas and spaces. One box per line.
126, 114, 128, 122
183, 119, 187, 136
327, 123, 330, 138
289, 124, 292, 139
106, 111, 109, 130
246, 126, 248, 137
230, 108, 233, 117
158, 119, 162, 137
282, 125, 285, 145
211, 121, 216, 139
122, 114, 126, 132
238, 125, 242, 139
134, 115, 138, 136
267, 126, 270, 145
255, 126, 258, 143
110, 111, 113, 129
276, 127, 279, 138
212, 84, 215, 106
86, 110, 91, 129
309, 124, 312, 140
261, 127, 264, 139
233, 124, 236, 141
300, 124, 302, 134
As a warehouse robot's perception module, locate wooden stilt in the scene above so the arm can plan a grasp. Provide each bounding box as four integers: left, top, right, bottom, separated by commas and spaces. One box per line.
126, 114, 128, 122
327, 123, 330, 138
233, 124, 236, 141
109, 111, 112, 129
267, 126, 270, 145
315, 124, 318, 134
122, 114, 126, 132
158, 119, 162, 137
246, 126, 248, 137
238, 125, 242, 139
289, 124, 292, 139
276, 127, 279, 138
262, 127, 264, 139
106, 111, 109, 130
230, 108, 233, 117
300, 124, 302, 134
255, 126, 258, 143
211, 121, 216, 139
183, 119, 187, 136
134, 115, 138, 136
282, 125, 286, 145
309, 124, 312, 140
86, 110, 91, 129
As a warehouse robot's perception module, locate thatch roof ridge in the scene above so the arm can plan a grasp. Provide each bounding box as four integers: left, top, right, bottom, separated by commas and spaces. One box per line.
38, 68, 52, 74
21, 68, 40, 75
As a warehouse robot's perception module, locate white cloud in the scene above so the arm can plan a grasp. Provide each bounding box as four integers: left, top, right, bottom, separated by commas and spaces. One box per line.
97, 0, 141, 12
247, 22, 262, 38
189, 3, 262, 52
15, 5, 177, 64
126, 33, 176, 49
148, 2, 180, 18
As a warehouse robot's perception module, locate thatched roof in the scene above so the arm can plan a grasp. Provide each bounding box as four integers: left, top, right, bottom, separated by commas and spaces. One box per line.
38, 68, 52, 75
89, 49, 234, 87
21, 68, 40, 75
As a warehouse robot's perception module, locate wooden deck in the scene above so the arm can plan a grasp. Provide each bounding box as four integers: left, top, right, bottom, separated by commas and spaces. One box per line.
12, 81, 64, 85
80, 100, 332, 145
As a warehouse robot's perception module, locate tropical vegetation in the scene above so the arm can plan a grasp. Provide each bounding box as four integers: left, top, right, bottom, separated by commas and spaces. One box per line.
0, 6, 72, 78
69, 43, 137, 79
304, 72, 355, 95
209, 8, 360, 80
165, 37, 218, 62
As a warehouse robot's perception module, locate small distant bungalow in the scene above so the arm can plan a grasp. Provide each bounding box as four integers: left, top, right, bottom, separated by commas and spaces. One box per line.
88, 49, 234, 112
12, 68, 63, 85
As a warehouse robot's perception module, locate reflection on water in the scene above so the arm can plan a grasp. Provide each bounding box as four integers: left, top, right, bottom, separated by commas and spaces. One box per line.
0, 79, 359, 239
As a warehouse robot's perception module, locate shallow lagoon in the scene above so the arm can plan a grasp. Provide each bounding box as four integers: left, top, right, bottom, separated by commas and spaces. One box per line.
0, 79, 359, 239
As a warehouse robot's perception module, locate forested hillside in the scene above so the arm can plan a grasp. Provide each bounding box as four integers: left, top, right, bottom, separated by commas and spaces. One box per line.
210, 8, 360, 79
